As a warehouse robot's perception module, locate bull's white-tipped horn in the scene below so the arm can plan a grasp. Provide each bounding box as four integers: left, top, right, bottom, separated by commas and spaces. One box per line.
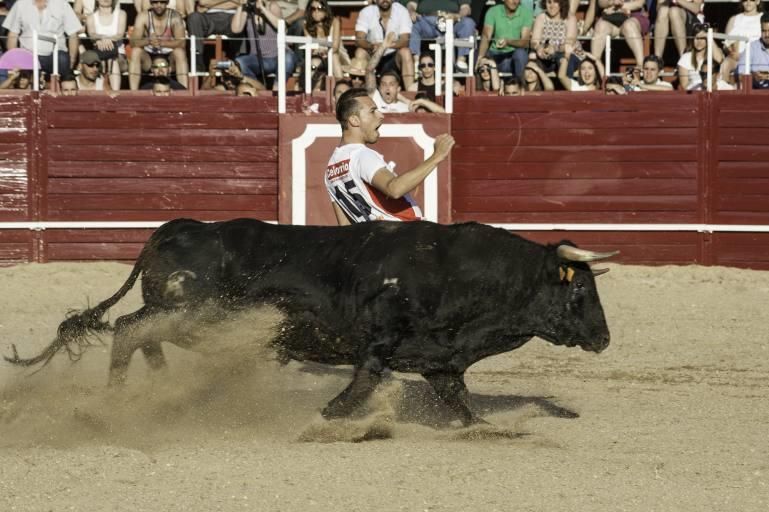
557, 245, 620, 262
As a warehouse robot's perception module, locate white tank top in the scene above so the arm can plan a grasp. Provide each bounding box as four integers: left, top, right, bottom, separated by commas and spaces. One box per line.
727, 13, 762, 55
93, 9, 120, 37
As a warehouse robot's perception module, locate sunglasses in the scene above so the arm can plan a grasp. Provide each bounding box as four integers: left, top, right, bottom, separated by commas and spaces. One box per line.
310, 5, 324, 11
150, 0, 169, 4
418, 62, 434, 69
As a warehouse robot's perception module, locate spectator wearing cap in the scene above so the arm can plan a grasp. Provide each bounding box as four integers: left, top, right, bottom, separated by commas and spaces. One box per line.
77, 50, 112, 91
407, 0, 476, 71
129, 0, 188, 91
2, 0, 82, 77
476, 0, 533, 79
140, 55, 186, 89
737, 13, 769, 89
341, 56, 367, 90
60, 74, 78, 95
355, 0, 414, 88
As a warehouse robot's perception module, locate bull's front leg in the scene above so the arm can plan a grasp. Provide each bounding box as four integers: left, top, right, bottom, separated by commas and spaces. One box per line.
423, 371, 488, 427
321, 356, 383, 419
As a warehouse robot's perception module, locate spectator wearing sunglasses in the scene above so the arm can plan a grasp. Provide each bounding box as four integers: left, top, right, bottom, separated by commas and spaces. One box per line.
77, 49, 112, 91
129, 0, 188, 90
355, 0, 414, 88
407, 52, 438, 101
303, 0, 346, 89
140, 55, 186, 89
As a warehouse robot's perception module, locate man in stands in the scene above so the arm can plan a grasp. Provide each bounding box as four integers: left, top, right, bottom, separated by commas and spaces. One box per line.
140, 55, 186, 90
475, 0, 532, 79
325, 87, 454, 225
3, 0, 81, 77
60, 75, 78, 96
77, 50, 112, 91
129, 0, 188, 90
737, 13, 769, 89
152, 76, 172, 95
407, 0, 475, 72
355, 0, 415, 88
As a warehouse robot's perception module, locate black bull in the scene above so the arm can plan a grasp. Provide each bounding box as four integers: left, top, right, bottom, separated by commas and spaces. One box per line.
6, 219, 617, 426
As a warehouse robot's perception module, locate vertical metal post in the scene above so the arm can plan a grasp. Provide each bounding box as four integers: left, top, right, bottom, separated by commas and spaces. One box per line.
190, 35, 197, 76
444, 19, 454, 113
278, 19, 286, 113
604, 34, 611, 77
429, 42, 442, 98
706, 28, 713, 92
33, 30, 39, 91
304, 41, 312, 94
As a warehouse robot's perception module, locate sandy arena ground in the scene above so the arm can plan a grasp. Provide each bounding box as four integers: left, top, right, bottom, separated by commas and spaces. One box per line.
0, 261, 767, 511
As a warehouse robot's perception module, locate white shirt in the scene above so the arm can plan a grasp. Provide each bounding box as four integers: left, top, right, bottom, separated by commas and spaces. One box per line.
726, 13, 762, 56
325, 143, 422, 223
2, 0, 82, 56
372, 89, 410, 113
677, 52, 706, 90
355, 3, 412, 56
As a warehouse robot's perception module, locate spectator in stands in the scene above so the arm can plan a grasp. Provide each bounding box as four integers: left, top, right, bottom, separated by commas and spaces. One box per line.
86, 0, 127, 91
140, 55, 186, 89
275, 0, 307, 35
407, 0, 476, 72
476, 0, 533, 78
407, 52, 438, 101
77, 49, 112, 91
475, 56, 500, 92
577, 0, 596, 36
60, 74, 78, 95
529, 0, 576, 73
366, 32, 409, 112
355, 0, 414, 88
677, 22, 723, 90
654, 0, 703, 61
723, 0, 764, 82
73, 0, 96, 24
201, 57, 266, 91
341, 56, 367, 89
737, 13, 769, 89
3, 0, 82, 77
693, 58, 735, 90
302, 0, 346, 90
0, 67, 31, 89
590, 0, 648, 69
232, 0, 297, 89
133, 0, 191, 17
187, 0, 240, 72
499, 75, 524, 95
236, 80, 259, 95
605, 56, 672, 92
152, 76, 171, 95
129, 0, 188, 90
522, 59, 554, 90
558, 47, 603, 90
333, 77, 351, 102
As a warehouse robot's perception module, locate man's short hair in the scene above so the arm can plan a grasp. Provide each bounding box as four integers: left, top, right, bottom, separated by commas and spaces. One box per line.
379, 70, 402, 87
153, 76, 171, 86
333, 78, 352, 96
643, 55, 664, 69
761, 12, 769, 24
336, 87, 370, 130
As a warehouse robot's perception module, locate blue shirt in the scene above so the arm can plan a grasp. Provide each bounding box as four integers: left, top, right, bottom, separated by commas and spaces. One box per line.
737, 39, 769, 74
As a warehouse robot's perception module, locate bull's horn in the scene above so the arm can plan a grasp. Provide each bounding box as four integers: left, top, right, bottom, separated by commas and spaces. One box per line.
557, 245, 620, 262
592, 267, 610, 277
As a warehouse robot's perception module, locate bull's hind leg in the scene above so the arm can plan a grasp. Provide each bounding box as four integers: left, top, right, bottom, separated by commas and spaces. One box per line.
423, 372, 486, 427
108, 306, 163, 386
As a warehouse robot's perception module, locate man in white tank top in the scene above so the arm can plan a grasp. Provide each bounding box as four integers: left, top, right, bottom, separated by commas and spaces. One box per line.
325, 88, 454, 225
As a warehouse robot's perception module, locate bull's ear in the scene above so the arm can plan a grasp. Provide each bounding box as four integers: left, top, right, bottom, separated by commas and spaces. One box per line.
559, 266, 575, 283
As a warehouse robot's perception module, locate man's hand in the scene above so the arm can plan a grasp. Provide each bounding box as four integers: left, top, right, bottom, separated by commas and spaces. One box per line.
432, 133, 455, 161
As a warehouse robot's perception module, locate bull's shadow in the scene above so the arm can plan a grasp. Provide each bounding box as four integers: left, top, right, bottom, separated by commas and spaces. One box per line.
296, 363, 579, 428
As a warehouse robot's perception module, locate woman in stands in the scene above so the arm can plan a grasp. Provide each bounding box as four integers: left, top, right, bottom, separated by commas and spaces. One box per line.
523, 60, 555, 91
475, 56, 500, 93
87, 0, 127, 91
407, 53, 438, 101
590, 0, 649, 69
558, 48, 604, 91
677, 22, 723, 90
722, 0, 764, 82
653, 0, 703, 61
303, 0, 347, 88
529, 0, 577, 73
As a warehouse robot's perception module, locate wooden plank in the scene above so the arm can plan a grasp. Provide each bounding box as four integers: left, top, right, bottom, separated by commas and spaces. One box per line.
454, 178, 697, 197
716, 195, 769, 212
453, 128, 697, 147
46, 242, 147, 261
47, 193, 277, 211
0, 118, 27, 130
451, 111, 700, 130
454, 195, 698, 212
47, 128, 278, 147
718, 127, 769, 146
452, 161, 698, 180
0, 129, 29, 144
717, 145, 769, 162
452, 211, 700, 223
44, 95, 280, 113
44, 210, 277, 221
452, 93, 698, 114
711, 211, 769, 224
714, 161, 768, 178
46, 111, 279, 130
453, 145, 697, 163
48, 161, 277, 179
48, 145, 278, 162
717, 179, 769, 195
718, 111, 769, 128
47, 177, 278, 195
717, 95, 769, 112
44, 229, 155, 243
0, 143, 29, 160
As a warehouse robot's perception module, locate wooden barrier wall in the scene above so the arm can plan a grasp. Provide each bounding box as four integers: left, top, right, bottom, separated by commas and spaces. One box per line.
1, 91, 769, 268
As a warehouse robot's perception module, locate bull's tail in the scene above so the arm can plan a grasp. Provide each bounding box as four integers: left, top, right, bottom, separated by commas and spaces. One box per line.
4, 252, 146, 369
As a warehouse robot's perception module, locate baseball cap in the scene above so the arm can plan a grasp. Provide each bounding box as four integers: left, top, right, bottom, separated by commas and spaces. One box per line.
81, 50, 101, 66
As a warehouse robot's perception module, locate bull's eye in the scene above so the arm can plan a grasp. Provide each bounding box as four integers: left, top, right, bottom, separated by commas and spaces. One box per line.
575, 280, 584, 290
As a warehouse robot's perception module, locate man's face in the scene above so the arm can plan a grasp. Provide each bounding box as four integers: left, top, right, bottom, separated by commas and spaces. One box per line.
351, 96, 384, 144
151, 59, 170, 77
419, 59, 435, 78
150, 0, 168, 16
81, 61, 100, 81
152, 84, 171, 96
60, 81, 78, 96
378, 75, 400, 104
504, 0, 520, 12
762, 22, 769, 47
376, 0, 391, 10
642, 61, 660, 84
502, 84, 521, 96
